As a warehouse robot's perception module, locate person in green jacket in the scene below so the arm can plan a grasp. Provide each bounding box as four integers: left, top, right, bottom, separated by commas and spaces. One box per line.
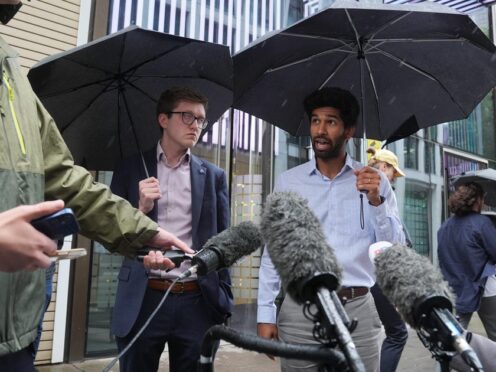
0, 1, 193, 370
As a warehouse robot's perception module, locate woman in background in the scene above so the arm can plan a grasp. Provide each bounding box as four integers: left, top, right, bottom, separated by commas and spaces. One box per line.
438, 182, 496, 341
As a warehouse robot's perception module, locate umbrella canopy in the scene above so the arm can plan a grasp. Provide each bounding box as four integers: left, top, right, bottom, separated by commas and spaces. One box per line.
28, 25, 233, 171
452, 168, 496, 207
383, 115, 420, 145
233, 0, 496, 140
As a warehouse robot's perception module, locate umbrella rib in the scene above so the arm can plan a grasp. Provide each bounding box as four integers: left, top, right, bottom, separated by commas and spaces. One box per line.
128, 45, 186, 72
370, 36, 496, 57
292, 54, 353, 135
360, 11, 494, 55
129, 74, 234, 92
124, 76, 232, 105
362, 56, 384, 138
279, 32, 355, 48
367, 12, 413, 41
60, 79, 116, 133
371, 46, 468, 116
125, 78, 158, 103
372, 37, 474, 43
123, 43, 201, 80
318, 53, 353, 89
38, 35, 195, 95
266, 46, 354, 75
36, 77, 117, 99
344, 9, 361, 46
365, 38, 475, 55
291, 54, 351, 135
118, 30, 128, 75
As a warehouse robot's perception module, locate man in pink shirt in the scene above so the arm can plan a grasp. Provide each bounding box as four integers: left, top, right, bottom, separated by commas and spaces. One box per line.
110, 87, 232, 372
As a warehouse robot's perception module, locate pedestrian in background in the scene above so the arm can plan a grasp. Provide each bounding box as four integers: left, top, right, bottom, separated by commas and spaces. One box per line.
438, 182, 496, 341
368, 146, 410, 372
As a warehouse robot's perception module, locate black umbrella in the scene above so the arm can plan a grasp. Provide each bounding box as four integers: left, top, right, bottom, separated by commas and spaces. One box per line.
28, 25, 233, 172
383, 115, 420, 145
233, 0, 496, 141
452, 168, 496, 207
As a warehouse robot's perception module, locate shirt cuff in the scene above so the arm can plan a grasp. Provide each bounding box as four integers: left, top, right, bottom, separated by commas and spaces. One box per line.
369, 197, 387, 216
368, 195, 385, 206
257, 305, 277, 324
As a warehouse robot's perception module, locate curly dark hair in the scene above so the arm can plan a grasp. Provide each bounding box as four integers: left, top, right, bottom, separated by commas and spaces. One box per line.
448, 181, 484, 216
303, 87, 359, 129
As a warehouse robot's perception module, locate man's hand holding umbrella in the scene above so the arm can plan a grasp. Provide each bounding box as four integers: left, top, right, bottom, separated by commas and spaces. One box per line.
138, 177, 162, 214
354, 166, 383, 206
137, 177, 193, 270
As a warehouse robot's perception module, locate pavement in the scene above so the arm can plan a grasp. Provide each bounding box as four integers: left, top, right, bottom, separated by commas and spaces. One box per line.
37, 314, 488, 372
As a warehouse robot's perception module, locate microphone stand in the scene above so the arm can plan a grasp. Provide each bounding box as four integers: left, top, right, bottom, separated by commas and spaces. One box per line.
297, 273, 365, 372
313, 288, 365, 372
413, 295, 484, 372
198, 325, 349, 372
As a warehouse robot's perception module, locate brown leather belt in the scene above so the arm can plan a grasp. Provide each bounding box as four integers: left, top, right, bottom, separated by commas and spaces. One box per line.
337, 286, 369, 301
148, 279, 200, 294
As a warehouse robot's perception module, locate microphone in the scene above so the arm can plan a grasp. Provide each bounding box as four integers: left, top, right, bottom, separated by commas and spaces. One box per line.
261, 192, 342, 302
261, 191, 365, 372
180, 221, 262, 278
137, 250, 191, 267
374, 244, 484, 371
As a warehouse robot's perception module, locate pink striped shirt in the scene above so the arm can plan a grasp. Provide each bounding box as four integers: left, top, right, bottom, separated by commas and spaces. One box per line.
152, 142, 196, 280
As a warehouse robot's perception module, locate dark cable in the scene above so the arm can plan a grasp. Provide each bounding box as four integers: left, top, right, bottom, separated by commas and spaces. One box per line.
102, 276, 181, 372
359, 193, 364, 230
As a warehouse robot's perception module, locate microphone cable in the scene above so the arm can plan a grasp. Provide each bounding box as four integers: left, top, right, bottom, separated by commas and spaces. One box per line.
102, 275, 182, 372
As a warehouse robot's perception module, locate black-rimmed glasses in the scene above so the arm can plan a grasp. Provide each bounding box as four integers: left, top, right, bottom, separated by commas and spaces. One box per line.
168, 111, 208, 130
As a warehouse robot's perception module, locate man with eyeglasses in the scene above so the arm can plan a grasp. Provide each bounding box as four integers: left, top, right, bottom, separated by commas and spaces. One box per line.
110, 86, 233, 372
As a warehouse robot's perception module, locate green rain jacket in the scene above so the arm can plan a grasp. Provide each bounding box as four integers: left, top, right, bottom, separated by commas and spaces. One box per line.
0, 36, 159, 355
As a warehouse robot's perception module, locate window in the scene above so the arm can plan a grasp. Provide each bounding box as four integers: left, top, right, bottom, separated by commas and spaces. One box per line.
424, 142, 435, 175
404, 183, 430, 256
404, 136, 418, 170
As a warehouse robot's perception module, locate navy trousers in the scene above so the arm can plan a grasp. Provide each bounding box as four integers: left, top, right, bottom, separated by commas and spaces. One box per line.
0, 347, 36, 372
371, 284, 408, 372
116, 286, 217, 372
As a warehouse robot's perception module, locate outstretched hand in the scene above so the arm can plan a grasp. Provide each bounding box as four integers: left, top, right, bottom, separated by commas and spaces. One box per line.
0, 200, 64, 272
143, 227, 194, 270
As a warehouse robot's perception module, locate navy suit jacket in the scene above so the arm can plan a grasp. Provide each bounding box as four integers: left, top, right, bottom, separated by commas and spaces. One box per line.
110, 147, 233, 338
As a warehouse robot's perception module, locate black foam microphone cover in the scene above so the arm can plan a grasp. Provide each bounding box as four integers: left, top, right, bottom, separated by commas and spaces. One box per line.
261, 192, 342, 303
193, 221, 262, 275
375, 244, 454, 327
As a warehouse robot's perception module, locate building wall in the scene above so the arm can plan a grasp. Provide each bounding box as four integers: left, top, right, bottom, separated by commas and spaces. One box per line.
2, 0, 80, 72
